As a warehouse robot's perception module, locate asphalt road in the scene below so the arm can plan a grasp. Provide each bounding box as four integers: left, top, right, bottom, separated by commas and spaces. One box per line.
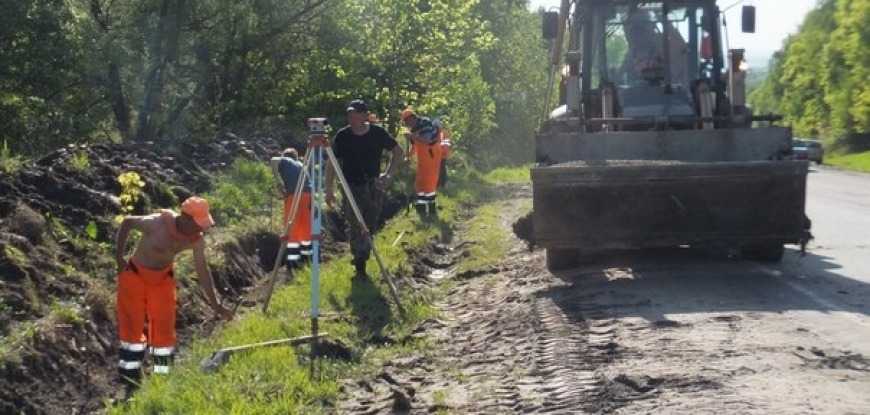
569, 165, 870, 414
802, 166, 870, 293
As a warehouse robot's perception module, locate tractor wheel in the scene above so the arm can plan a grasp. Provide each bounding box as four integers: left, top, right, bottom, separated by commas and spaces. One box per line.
742, 243, 784, 262
546, 248, 580, 271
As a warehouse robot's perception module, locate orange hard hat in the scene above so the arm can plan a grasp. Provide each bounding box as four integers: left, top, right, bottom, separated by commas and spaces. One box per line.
400, 107, 416, 121
181, 196, 215, 230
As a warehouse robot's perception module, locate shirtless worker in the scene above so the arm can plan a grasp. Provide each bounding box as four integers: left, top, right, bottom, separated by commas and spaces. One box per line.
114, 196, 233, 392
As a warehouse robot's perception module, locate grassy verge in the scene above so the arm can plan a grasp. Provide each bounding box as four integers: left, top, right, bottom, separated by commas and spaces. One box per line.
112, 164, 529, 414
482, 164, 531, 185
826, 151, 870, 173
455, 204, 512, 275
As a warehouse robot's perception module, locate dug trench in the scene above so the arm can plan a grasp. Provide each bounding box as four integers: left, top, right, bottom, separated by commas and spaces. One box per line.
0, 136, 410, 414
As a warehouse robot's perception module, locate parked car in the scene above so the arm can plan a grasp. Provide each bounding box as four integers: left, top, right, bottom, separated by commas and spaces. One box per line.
792, 139, 824, 164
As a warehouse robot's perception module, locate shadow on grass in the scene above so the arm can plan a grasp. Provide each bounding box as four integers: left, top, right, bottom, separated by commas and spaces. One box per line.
412, 206, 453, 244
348, 274, 391, 343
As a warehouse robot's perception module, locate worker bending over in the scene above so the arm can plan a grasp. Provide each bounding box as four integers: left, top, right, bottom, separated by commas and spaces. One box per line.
114, 197, 233, 393
271, 148, 313, 269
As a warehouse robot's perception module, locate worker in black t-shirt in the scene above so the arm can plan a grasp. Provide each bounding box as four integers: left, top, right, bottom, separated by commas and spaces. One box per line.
326, 99, 403, 277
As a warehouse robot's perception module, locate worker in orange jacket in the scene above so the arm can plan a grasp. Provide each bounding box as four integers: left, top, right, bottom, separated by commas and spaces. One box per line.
271, 148, 312, 269
401, 108, 443, 219
114, 197, 233, 393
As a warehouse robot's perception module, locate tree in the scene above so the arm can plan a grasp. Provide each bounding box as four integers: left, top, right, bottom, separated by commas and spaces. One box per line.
1, 0, 551, 167
0, 0, 109, 154
749, 0, 869, 150
474, 0, 550, 166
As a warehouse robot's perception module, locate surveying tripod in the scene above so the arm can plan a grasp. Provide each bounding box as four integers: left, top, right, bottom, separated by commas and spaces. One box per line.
261, 123, 405, 338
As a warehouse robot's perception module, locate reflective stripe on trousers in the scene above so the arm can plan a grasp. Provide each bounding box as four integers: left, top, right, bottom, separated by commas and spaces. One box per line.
415, 192, 437, 205
150, 346, 175, 375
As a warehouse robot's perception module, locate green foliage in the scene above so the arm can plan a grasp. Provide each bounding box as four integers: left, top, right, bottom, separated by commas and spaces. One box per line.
2, 0, 548, 171
749, 0, 869, 150
3, 244, 28, 266
111, 161, 519, 413
827, 150, 870, 172
0, 0, 112, 154
473, 2, 551, 167
150, 181, 179, 208
206, 159, 274, 226
85, 221, 99, 240
116, 171, 145, 223
483, 164, 531, 184
0, 140, 23, 174
455, 203, 513, 274
68, 150, 90, 172
49, 301, 84, 326
0, 322, 39, 363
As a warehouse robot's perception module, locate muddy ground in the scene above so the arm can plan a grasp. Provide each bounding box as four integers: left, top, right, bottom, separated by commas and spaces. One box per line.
339, 183, 870, 414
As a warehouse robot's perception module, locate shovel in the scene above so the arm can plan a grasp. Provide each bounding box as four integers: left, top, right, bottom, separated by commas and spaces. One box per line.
200, 333, 326, 373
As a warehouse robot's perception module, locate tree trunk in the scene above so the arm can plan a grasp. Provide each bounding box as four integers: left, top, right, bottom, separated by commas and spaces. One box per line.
88, 0, 132, 141
135, 0, 185, 142
107, 62, 131, 140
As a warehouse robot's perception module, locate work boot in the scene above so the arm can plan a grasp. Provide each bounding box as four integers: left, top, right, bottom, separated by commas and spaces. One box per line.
118, 368, 141, 401
352, 258, 367, 279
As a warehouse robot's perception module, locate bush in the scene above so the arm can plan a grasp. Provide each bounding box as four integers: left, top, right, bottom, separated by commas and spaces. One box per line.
206, 159, 275, 226
0, 140, 23, 175
68, 151, 90, 172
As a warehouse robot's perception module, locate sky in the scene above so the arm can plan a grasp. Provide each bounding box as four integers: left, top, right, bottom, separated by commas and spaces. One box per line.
527, 0, 820, 68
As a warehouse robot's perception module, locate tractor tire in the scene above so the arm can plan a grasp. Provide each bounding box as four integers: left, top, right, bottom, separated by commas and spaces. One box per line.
546, 248, 578, 271
742, 243, 785, 262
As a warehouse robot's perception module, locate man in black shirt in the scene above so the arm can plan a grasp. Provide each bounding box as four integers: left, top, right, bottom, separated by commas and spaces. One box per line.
326, 99, 403, 276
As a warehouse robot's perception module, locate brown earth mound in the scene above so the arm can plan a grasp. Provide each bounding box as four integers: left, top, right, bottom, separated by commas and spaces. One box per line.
0, 133, 409, 413
0, 135, 288, 413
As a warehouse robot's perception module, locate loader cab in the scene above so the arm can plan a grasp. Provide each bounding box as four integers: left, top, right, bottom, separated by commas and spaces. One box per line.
566, 0, 731, 131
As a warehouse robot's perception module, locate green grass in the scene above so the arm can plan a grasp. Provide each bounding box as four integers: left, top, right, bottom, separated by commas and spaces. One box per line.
68, 150, 91, 172
3, 244, 28, 266
112, 164, 519, 414
455, 204, 511, 274
827, 151, 870, 173
482, 164, 531, 185
0, 140, 23, 175
49, 301, 85, 326
206, 159, 275, 226
0, 322, 39, 364
114, 190, 463, 414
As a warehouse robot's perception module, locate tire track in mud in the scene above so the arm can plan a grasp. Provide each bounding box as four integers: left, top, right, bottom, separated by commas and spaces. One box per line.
339, 186, 651, 414
341, 182, 870, 414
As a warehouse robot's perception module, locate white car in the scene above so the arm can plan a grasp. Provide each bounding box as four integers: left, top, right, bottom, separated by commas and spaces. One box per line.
792, 139, 824, 164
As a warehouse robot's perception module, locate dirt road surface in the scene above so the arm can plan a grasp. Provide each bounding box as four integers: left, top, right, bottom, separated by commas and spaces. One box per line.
340, 167, 870, 414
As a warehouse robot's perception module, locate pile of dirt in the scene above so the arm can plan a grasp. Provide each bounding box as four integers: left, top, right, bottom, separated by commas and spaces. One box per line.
0, 132, 412, 413
0, 135, 289, 413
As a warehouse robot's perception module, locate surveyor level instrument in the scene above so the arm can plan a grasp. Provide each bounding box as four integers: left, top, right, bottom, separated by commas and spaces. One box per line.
261, 126, 405, 317
202, 122, 404, 373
